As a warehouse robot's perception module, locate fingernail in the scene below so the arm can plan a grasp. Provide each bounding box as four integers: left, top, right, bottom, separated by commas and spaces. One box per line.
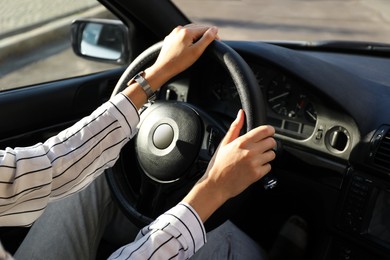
236, 109, 242, 119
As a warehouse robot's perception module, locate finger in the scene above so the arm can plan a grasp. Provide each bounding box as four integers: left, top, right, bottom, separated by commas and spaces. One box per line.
221, 109, 245, 145
254, 136, 277, 154
248, 162, 273, 182
258, 149, 277, 166
243, 125, 275, 144
257, 163, 272, 179
185, 24, 221, 41
191, 26, 218, 50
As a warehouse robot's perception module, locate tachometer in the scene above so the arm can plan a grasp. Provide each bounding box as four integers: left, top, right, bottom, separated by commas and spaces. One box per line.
304, 102, 317, 123
266, 73, 317, 124
267, 74, 294, 117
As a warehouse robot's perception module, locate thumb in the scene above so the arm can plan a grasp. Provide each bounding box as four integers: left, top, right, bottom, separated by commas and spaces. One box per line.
221, 109, 245, 145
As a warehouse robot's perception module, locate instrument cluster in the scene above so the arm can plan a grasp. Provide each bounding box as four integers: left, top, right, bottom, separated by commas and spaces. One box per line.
250, 62, 318, 140
164, 60, 320, 140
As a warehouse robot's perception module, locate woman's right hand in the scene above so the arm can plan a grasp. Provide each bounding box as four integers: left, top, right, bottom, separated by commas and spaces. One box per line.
183, 109, 276, 222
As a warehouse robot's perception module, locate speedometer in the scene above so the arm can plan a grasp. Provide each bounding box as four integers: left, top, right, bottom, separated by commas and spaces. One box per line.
266, 73, 317, 124
267, 74, 294, 116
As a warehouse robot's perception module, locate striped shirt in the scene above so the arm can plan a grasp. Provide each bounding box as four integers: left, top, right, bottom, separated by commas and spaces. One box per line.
0, 93, 206, 259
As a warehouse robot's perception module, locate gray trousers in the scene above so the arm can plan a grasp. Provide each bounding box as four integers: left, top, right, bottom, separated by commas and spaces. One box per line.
15, 174, 268, 260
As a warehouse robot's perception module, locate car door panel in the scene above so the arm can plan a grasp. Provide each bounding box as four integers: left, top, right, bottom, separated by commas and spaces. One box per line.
0, 67, 124, 149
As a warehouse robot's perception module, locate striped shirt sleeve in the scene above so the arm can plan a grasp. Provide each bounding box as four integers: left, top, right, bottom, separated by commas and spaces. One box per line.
108, 202, 207, 260
0, 93, 139, 227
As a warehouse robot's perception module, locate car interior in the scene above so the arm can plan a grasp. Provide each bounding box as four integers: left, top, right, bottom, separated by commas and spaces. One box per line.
1, 0, 390, 259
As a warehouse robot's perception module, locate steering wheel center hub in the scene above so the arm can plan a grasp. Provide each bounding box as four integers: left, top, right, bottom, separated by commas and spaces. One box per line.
152, 123, 174, 149
135, 102, 203, 183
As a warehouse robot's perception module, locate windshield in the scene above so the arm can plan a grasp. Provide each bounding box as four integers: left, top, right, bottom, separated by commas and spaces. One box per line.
171, 0, 390, 44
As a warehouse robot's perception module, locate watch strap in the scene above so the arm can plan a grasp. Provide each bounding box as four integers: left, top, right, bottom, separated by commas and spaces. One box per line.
129, 71, 156, 101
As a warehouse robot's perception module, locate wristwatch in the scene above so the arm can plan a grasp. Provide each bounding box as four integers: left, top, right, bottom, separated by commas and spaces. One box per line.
128, 71, 156, 101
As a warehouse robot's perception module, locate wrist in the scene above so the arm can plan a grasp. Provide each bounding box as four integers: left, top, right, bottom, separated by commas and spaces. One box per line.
122, 65, 173, 108
143, 66, 172, 93
183, 180, 226, 223
128, 71, 156, 101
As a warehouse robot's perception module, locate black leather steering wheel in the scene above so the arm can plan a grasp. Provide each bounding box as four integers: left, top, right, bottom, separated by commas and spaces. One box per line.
106, 40, 267, 230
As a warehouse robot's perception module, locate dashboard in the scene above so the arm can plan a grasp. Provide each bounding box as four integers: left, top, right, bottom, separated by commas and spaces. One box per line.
161, 46, 361, 163
157, 41, 390, 259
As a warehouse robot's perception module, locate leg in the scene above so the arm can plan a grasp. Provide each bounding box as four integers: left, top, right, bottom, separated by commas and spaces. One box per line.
14, 174, 137, 260
191, 220, 269, 260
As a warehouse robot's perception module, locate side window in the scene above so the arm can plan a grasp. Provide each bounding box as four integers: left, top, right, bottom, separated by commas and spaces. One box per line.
0, 0, 120, 91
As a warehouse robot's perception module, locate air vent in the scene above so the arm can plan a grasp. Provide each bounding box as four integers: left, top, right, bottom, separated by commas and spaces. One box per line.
372, 127, 390, 172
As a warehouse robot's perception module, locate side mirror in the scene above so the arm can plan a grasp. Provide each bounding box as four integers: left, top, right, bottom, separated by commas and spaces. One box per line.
71, 18, 130, 65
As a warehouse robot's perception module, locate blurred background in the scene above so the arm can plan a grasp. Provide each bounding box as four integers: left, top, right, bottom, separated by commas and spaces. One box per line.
1, 0, 390, 90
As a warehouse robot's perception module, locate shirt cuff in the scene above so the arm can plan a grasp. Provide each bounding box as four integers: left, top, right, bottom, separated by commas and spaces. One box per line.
153, 202, 207, 255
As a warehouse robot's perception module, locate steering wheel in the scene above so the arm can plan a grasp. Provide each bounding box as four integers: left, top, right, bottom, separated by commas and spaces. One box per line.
106, 40, 267, 230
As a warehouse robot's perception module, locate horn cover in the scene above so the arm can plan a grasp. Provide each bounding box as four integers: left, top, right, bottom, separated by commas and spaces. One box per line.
135, 102, 203, 183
